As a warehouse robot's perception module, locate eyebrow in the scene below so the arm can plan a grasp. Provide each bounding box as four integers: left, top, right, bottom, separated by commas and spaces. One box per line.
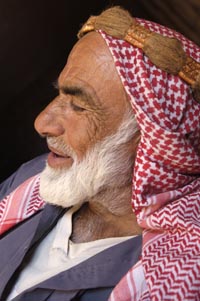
54, 80, 96, 107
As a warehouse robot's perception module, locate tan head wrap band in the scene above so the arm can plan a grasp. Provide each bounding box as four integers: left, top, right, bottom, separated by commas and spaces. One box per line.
78, 7, 200, 103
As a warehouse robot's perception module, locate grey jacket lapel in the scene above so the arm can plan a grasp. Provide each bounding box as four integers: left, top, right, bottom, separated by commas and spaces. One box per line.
13, 236, 142, 301
0, 210, 42, 296
41, 235, 142, 289
0, 204, 65, 297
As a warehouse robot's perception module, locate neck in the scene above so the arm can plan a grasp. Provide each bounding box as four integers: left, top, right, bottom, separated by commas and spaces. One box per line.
71, 184, 142, 243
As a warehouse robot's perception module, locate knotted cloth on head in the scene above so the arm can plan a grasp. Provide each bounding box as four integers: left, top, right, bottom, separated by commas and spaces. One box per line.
79, 6, 200, 301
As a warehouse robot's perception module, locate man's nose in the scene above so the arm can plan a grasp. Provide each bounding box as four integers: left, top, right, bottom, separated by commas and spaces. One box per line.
34, 99, 64, 137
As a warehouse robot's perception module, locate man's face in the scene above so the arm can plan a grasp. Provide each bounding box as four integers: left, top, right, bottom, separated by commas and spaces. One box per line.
34, 32, 129, 170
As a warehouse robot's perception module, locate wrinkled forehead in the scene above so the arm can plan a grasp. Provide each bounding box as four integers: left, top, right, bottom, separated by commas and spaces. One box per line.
67, 31, 113, 63
59, 31, 123, 86
58, 31, 130, 116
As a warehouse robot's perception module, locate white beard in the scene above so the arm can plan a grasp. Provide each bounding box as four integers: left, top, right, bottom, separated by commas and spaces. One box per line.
39, 109, 138, 208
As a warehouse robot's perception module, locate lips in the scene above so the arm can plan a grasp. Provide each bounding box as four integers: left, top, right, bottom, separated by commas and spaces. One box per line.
47, 145, 73, 168
48, 146, 69, 158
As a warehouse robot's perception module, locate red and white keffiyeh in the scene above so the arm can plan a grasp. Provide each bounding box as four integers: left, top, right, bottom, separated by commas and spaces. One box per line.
99, 20, 200, 301
0, 18, 200, 301
0, 175, 44, 235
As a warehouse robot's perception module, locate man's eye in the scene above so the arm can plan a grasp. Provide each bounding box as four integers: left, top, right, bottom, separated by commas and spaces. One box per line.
70, 101, 85, 112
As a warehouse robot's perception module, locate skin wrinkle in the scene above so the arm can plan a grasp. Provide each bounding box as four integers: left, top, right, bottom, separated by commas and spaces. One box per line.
59, 83, 98, 110
55, 77, 111, 150
58, 78, 109, 118
71, 185, 142, 243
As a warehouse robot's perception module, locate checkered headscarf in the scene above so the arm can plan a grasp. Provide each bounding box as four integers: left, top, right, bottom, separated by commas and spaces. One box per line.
99, 19, 200, 301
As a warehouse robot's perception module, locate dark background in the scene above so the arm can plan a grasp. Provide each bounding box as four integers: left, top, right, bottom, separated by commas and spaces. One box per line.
0, 0, 200, 182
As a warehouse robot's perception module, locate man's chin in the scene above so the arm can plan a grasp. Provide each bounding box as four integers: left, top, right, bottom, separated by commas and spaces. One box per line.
39, 184, 84, 208
39, 164, 86, 208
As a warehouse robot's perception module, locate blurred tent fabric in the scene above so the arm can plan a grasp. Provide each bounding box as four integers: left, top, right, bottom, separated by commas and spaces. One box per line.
0, 0, 199, 182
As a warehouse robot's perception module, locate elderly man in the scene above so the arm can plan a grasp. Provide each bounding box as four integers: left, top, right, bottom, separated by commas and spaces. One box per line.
0, 6, 200, 301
